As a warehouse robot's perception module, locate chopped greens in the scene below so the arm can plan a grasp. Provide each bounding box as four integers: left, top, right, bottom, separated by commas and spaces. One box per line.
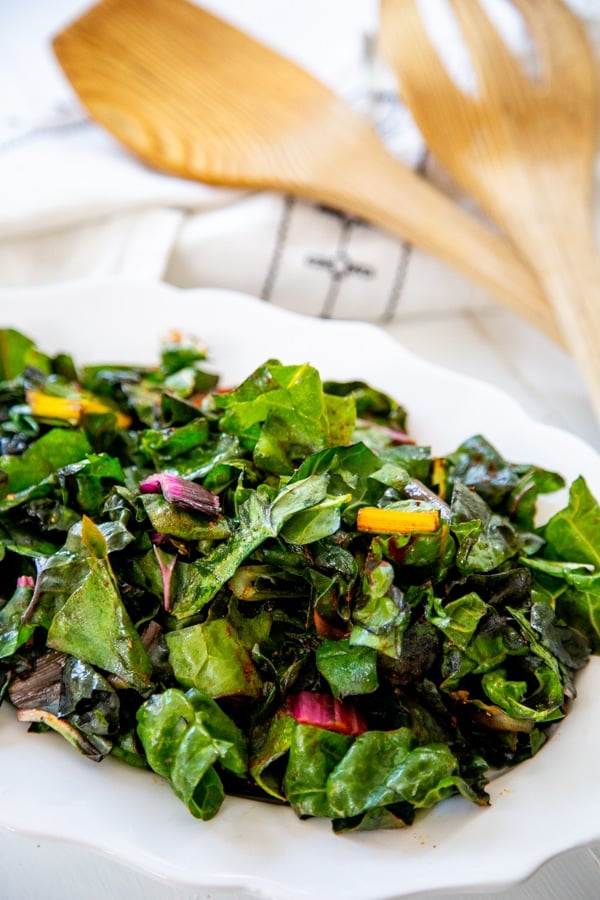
0, 328, 598, 831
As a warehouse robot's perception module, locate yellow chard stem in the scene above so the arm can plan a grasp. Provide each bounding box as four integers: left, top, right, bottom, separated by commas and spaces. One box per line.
356, 506, 440, 535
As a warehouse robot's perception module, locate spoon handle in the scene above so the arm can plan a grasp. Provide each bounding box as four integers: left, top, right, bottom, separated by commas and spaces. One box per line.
293, 135, 559, 345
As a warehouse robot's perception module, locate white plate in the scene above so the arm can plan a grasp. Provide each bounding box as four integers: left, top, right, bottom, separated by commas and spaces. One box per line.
0, 280, 599, 900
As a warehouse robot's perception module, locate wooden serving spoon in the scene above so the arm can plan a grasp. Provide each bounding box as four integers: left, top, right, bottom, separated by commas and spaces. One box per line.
380, 0, 600, 416
52, 0, 559, 342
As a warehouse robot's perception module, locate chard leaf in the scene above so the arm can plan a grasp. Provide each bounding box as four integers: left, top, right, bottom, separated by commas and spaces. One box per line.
0, 429, 92, 495
509, 467, 565, 529
383, 743, 482, 808
540, 478, 600, 648
481, 666, 564, 723
217, 361, 331, 474
448, 435, 563, 524
169, 491, 273, 619
32, 518, 135, 628
324, 392, 356, 446
171, 475, 328, 619
58, 453, 124, 516
175, 433, 243, 480
326, 729, 414, 817
269, 473, 329, 531
59, 656, 120, 742
141, 494, 231, 541
139, 419, 210, 465
162, 366, 217, 398
426, 591, 488, 651
249, 707, 297, 800
47, 518, 152, 692
228, 563, 306, 603
523, 557, 596, 583
166, 616, 264, 698
316, 639, 378, 699
298, 445, 384, 523
326, 729, 481, 818
280, 494, 347, 545
350, 557, 411, 658
441, 631, 509, 690
322, 380, 407, 432
543, 476, 600, 567
0, 519, 59, 558
376, 524, 455, 582
0, 329, 50, 380
557, 586, 600, 652
0, 578, 36, 658
158, 341, 209, 375
452, 482, 522, 573
332, 803, 414, 832
0, 430, 95, 513
283, 723, 353, 818
528, 601, 590, 671
137, 687, 247, 820
292, 441, 381, 484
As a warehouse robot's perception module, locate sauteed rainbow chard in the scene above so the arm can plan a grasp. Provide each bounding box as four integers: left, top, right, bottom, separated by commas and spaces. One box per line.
0, 329, 597, 832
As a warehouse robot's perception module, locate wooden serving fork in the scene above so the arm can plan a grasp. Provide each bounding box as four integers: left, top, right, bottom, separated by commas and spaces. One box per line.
380, 0, 600, 417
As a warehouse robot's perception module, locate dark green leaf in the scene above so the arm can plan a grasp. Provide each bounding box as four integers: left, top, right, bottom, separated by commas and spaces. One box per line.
137, 687, 246, 819
0, 329, 50, 380
283, 724, 353, 818
316, 638, 378, 698
166, 616, 264, 698
47, 523, 152, 692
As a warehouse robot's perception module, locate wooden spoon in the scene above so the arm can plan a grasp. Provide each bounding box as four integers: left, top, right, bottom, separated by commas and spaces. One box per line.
380, 0, 600, 416
52, 0, 558, 342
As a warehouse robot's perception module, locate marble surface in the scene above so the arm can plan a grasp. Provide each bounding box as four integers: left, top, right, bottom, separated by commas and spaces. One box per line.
1, 1, 600, 898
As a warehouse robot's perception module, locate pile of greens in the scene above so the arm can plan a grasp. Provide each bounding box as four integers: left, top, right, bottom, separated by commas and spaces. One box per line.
0, 327, 598, 833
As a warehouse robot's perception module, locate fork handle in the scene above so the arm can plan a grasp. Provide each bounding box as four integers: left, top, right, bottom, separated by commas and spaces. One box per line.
523, 221, 600, 420
294, 135, 560, 345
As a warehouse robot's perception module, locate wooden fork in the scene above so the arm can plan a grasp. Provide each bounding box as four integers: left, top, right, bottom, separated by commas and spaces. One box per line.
381, 0, 600, 419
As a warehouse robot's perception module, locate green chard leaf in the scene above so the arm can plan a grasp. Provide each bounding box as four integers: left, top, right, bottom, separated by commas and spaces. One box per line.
543, 476, 600, 567
447, 434, 563, 524
0, 324, 597, 834
170, 474, 329, 619
451, 482, 529, 573
0, 577, 36, 658
0, 429, 93, 511
32, 517, 134, 629
0, 329, 51, 380
426, 591, 488, 651
47, 517, 152, 692
350, 553, 412, 658
325, 728, 483, 819
316, 638, 378, 699
249, 708, 297, 801
284, 724, 354, 818
137, 687, 247, 820
216, 361, 332, 474
166, 614, 268, 699
541, 477, 600, 649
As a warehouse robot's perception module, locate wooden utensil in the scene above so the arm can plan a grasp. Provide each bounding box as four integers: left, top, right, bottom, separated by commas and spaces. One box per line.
52, 0, 558, 342
380, 0, 600, 416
